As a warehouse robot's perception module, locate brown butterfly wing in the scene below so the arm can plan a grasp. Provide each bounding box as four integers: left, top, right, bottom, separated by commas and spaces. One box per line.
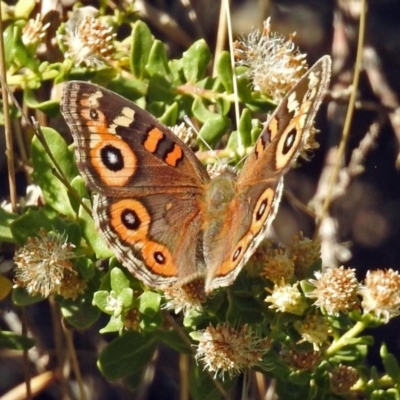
61, 82, 209, 196
94, 193, 207, 288
61, 82, 210, 288
205, 56, 331, 292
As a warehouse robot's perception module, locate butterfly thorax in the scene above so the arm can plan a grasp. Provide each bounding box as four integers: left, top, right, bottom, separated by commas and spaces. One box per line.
205, 171, 237, 218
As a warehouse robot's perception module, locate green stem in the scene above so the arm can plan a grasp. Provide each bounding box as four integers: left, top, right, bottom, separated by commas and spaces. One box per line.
326, 320, 366, 356
7, 68, 61, 87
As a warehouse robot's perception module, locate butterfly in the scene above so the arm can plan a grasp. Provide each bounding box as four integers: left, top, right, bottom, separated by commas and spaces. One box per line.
61, 55, 331, 293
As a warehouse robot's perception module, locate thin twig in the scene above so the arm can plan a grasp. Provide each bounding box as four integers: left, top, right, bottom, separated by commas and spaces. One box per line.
315, 0, 367, 233
213, 0, 227, 76
0, 77, 92, 215
0, 5, 18, 212
179, 354, 190, 400
49, 298, 69, 399
284, 188, 317, 219
33, 121, 92, 215
63, 321, 87, 400
21, 307, 32, 399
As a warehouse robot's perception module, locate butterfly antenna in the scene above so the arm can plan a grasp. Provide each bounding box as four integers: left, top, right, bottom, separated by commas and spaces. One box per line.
183, 115, 224, 167
235, 152, 248, 169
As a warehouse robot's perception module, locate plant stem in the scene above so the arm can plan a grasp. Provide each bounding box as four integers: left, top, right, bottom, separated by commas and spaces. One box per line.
326, 320, 366, 356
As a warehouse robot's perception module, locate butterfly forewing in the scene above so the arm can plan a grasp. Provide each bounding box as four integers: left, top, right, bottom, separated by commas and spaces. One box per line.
61, 81, 209, 197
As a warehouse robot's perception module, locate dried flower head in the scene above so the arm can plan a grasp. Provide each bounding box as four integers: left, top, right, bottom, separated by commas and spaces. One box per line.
195, 323, 271, 378
289, 232, 321, 278
261, 247, 294, 283
358, 269, 400, 323
301, 126, 320, 157
307, 266, 360, 315
22, 14, 50, 47
266, 281, 308, 315
163, 279, 206, 314
14, 229, 77, 298
234, 18, 307, 102
171, 123, 195, 145
124, 308, 141, 331
60, 7, 116, 67
330, 365, 359, 394
206, 163, 237, 180
294, 314, 332, 350
284, 348, 322, 371
56, 268, 87, 300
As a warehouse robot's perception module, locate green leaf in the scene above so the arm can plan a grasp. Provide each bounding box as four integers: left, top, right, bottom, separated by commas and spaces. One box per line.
159, 102, 178, 126
98, 331, 156, 380
140, 311, 163, 331
275, 379, 312, 400
10, 208, 52, 245
10, 207, 80, 246
3, 22, 39, 71
0, 207, 18, 242
69, 175, 89, 212
138, 291, 161, 317
31, 128, 77, 218
184, 308, 207, 329
215, 96, 231, 116
157, 329, 192, 354
226, 130, 240, 151
139, 292, 162, 330
237, 108, 253, 148
119, 288, 135, 309
192, 97, 230, 146
182, 39, 211, 83
226, 292, 265, 325
14, 0, 36, 18
299, 279, 315, 295
79, 199, 113, 259
107, 78, 147, 100
191, 97, 220, 123
381, 344, 400, 384
236, 74, 253, 103
99, 315, 124, 334
59, 278, 101, 329
370, 389, 399, 400
146, 40, 170, 77
93, 291, 111, 314
130, 21, 153, 79
110, 267, 131, 292
12, 287, 44, 306
57, 220, 82, 247
386, 389, 400, 399
198, 117, 230, 147
168, 59, 184, 84
147, 74, 175, 103
0, 330, 35, 350
24, 89, 60, 116
216, 51, 233, 93
250, 120, 263, 143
